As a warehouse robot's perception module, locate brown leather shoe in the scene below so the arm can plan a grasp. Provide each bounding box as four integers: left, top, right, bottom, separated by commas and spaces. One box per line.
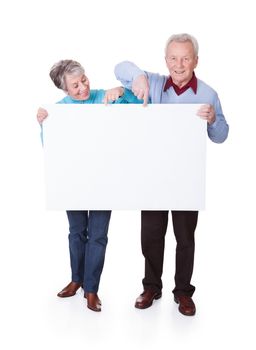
174, 295, 196, 316
84, 293, 102, 312
135, 290, 162, 309
57, 281, 82, 298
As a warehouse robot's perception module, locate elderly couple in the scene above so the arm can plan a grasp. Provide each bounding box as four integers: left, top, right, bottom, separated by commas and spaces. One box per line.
38, 33, 229, 315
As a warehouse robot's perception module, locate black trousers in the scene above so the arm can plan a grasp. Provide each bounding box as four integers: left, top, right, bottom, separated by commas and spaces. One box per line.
141, 210, 198, 297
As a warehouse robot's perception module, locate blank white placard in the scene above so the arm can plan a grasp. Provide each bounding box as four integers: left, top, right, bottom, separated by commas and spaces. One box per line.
43, 104, 206, 210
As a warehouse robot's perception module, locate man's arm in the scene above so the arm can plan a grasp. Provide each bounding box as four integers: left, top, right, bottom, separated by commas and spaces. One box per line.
206, 98, 229, 143
115, 61, 149, 106
114, 61, 146, 88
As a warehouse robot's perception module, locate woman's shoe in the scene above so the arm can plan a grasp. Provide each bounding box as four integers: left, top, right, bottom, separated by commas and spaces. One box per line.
57, 281, 82, 297
84, 292, 102, 312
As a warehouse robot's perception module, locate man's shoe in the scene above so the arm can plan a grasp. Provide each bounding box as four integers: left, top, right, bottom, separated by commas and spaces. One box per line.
174, 295, 196, 316
135, 290, 162, 309
84, 293, 102, 312
57, 281, 82, 298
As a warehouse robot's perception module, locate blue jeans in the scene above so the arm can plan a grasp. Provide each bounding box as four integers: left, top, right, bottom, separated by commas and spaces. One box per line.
66, 210, 111, 293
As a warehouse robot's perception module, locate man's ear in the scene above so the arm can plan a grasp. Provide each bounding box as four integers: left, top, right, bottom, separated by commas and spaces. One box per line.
194, 56, 199, 68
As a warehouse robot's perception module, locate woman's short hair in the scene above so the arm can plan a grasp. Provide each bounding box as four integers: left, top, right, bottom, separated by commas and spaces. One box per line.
165, 33, 199, 57
49, 60, 85, 90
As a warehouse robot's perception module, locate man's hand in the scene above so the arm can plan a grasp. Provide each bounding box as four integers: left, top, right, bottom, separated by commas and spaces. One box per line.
37, 107, 48, 124
197, 104, 216, 124
132, 74, 149, 106
103, 87, 124, 105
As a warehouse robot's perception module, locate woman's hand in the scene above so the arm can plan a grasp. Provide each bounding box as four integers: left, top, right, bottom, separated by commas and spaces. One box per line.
37, 107, 48, 124
103, 87, 124, 105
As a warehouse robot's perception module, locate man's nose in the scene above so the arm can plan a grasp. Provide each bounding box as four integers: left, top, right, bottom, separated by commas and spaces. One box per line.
176, 59, 183, 67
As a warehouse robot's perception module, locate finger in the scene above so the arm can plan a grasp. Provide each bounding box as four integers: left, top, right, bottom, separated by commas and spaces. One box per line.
198, 115, 208, 121
37, 116, 43, 124
109, 94, 118, 101
137, 92, 143, 100
197, 108, 209, 117
137, 89, 146, 100
197, 105, 207, 112
143, 89, 149, 106
132, 89, 139, 97
198, 103, 209, 110
102, 95, 109, 105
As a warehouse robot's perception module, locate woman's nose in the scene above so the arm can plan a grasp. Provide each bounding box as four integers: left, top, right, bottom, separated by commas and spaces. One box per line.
79, 82, 87, 91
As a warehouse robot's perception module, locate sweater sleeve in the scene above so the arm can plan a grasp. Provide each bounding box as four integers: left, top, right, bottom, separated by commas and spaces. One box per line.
114, 61, 146, 89
207, 95, 229, 143
114, 61, 166, 103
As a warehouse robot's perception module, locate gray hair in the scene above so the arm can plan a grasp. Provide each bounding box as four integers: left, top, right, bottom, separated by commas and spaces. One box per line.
49, 59, 85, 91
165, 33, 199, 57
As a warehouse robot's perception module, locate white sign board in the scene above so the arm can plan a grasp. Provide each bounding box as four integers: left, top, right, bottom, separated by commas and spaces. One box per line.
43, 104, 206, 210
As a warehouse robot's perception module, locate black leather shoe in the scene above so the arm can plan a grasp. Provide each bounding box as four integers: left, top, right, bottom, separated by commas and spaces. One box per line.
135, 290, 162, 309
84, 293, 102, 312
57, 281, 82, 298
174, 295, 196, 316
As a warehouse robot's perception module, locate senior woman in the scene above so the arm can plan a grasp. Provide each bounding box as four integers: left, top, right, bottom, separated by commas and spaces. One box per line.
38, 59, 140, 312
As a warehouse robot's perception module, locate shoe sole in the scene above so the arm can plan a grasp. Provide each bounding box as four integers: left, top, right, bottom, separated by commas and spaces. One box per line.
57, 292, 77, 298
57, 284, 82, 298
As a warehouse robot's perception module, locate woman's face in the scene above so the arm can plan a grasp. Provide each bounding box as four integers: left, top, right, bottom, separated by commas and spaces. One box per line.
65, 73, 90, 100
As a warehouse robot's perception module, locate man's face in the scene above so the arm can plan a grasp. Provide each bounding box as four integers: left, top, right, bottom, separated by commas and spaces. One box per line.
65, 73, 90, 100
165, 41, 198, 88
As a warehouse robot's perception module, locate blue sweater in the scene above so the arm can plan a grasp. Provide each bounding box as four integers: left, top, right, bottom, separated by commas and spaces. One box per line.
115, 61, 229, 143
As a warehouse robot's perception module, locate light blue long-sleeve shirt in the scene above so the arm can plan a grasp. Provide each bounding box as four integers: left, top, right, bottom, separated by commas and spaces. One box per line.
115, 61, 229, 143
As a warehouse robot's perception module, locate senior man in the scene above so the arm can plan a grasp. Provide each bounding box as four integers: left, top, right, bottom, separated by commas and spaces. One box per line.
115, 33, 229, 316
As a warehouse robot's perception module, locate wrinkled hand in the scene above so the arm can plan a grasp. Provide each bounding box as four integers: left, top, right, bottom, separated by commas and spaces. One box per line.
37, 107, 48, 124
197, 104, 216, 124
132, 74, 149, 106
103, 87, 124, 105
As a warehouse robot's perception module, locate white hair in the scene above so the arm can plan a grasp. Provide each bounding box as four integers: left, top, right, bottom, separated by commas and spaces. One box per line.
165, 33, 199, 57
49, 59, 85, 91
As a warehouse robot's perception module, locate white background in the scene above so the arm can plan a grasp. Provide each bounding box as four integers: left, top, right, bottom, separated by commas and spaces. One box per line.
0, 0, 255, 349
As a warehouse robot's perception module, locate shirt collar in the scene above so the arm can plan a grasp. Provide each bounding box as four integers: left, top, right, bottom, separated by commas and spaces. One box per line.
163, 72, 197, 95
